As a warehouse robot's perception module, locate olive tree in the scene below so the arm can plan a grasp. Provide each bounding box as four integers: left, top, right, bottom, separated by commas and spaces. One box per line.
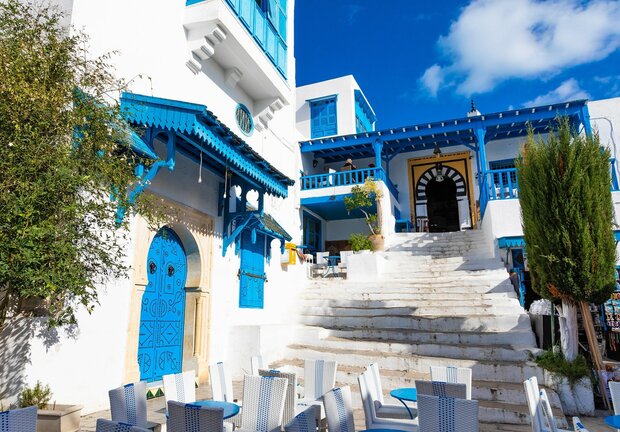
0, 0, 159, 328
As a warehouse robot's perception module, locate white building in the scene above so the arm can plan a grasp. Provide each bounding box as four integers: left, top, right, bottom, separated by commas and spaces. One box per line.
2, 0, 620, 417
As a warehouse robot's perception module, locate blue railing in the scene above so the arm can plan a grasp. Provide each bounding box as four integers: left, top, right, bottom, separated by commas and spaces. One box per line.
301, 168, 380, 190
186, 0, 287, 77
300, 167, 399, 201
479, 168, 518, 219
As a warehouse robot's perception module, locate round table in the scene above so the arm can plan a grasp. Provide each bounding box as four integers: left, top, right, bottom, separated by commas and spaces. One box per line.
605, 415, 620, 428
322, 256, 340, 278
389, 388, 417, 419
191, 400, 240, 419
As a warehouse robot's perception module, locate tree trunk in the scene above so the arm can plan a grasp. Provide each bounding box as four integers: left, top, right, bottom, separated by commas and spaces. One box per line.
556, 300, 578, 361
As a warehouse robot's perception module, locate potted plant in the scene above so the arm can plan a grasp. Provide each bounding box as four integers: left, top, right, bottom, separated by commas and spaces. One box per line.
344, 178, 384, 251
19, 381, 83, 432
349, 233, 373, 253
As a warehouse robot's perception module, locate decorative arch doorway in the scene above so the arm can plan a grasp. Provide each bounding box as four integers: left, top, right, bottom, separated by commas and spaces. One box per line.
138, 227, 188, 382
426, 175, 460, 232
408, 152, 476, 231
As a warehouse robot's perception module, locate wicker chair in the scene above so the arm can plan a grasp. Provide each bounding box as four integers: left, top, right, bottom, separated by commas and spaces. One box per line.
357, 371, 418, 432
162, 370, 196, 405
414, 380, 467, 399
96, 419, 151, 432
109, 382, 158, 430
366, 363, 411, 419
429, 366, 472, 400
0, 406, 37, 432
572, 416, 589, 432
610, 381, 620, 414
417, 394, 478, 432
167, 401, 224, 432
236, 375, 288, 432
283, 406, 318, 432
210, 362, 240, 429
322, 386, 356, 432
259, 369, 297, 428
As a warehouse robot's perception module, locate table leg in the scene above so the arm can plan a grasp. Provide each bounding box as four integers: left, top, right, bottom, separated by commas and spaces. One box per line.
396, 397, 414, 419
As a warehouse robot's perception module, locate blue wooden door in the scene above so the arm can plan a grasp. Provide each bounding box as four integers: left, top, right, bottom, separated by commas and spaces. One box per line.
138, 227, 187, 382
239, 230, 266, 309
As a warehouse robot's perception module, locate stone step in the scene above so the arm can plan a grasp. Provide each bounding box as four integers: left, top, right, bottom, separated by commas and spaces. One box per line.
282, 345, 544, 384
300, 325, 537, 347
306, 280, 516, 291
299, 312, 533, 333
302, 304, 523, 316
300, 297, 521, 308
301, 292, 519, 302
296, 335, 537, 362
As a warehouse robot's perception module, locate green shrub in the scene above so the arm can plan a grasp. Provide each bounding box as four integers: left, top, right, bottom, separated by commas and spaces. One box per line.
19, 381, 52, 409
534, 349, 591, 386
350, 233, 373, 252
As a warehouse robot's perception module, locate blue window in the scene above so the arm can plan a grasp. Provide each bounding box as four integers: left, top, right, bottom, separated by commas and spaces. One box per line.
235, 104, 254, 136
239, 230, 266, 309
354, 89, 376, 133
489, 158, 517, 185
310, 95, 337, 139
303, 212, 321, 253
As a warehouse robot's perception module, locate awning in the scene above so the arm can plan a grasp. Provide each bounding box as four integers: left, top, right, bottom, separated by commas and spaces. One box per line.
497, 236, 525, 248
301, 99, 589, 163
121, 93, 294, 197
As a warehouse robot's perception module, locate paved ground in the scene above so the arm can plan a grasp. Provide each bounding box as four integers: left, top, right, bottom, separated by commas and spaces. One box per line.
79, 382, 615, 431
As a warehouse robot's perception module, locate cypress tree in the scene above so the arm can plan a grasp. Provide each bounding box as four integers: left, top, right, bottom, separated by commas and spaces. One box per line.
517, 118, 616, 359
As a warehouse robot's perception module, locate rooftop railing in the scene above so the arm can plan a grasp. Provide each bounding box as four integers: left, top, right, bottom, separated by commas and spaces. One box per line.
300, 167, 399, 200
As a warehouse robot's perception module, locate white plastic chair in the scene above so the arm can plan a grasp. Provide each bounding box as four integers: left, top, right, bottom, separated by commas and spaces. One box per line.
167, 401, 224, 432
283, 406, 318, 432
209, 362, 240, 430
0, 406, 37, 432
523, 377, 570, 432
251, 356, 264, 375
96, 419, 151, 432
414, 380, 467, 399
417, 394, 479, 432
357, 371, 418, 432
236, 375, 288, 432
259, 369, 297, 428
296, 360, 337, 425
210, 362, 234, 403
315, 252, 328, 266
109, 381, 156, 430
163, 370, 196, 406
610, 381, 620, 414
366, 363, 410, 419
429, 365, 472, 399
572, 416, 589, 432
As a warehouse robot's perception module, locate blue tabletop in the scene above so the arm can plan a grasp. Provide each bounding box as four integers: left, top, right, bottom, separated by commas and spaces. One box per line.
605, 415, 620, 428
390, 388, 417, 402
191, 401, 240, 419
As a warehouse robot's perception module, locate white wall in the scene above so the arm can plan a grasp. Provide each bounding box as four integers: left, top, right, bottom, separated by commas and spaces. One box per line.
326, 219, 369, 241
4, 0, 308, 412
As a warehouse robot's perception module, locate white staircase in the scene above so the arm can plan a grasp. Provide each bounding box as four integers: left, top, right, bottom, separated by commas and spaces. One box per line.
275, 231, 566, 428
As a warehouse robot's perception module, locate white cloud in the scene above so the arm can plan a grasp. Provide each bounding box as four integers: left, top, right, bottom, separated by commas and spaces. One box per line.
419, 64, 445, 97
523, 78, 590, 106
422, 0, 620, 95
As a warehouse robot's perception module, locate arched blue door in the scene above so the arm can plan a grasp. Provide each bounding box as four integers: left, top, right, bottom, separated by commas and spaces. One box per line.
138, 227, 187, 382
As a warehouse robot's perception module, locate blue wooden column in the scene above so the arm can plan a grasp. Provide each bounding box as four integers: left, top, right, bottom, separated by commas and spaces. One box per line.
579, 104, 593, 138
373, 139, 383, 177
475, 127, 488, 179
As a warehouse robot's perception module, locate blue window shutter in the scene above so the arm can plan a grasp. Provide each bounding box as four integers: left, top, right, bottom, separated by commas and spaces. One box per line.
239, 230, 266, 309
310, 98, 337, 139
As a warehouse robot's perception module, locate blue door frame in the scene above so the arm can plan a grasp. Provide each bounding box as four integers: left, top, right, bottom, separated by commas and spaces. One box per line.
138, 227, 187, 382
239, 230, 266, 309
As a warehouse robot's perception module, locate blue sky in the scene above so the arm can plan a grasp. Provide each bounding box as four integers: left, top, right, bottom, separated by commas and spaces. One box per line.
295, 0, 620, 129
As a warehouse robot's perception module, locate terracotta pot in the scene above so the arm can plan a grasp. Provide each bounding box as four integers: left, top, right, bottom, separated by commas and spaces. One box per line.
37, 404, 82, 432
369, 234, 384, 251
